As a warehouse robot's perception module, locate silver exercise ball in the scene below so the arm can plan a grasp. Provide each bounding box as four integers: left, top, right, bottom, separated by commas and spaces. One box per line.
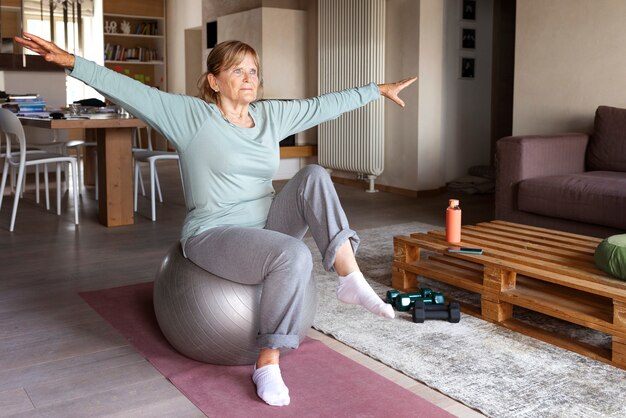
153, 244, 317, 365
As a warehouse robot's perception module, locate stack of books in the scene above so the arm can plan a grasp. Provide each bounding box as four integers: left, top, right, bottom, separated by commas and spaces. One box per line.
4, 94, 47, 115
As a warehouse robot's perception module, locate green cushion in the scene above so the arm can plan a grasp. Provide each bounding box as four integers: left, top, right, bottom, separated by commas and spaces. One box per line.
594, 234, 626, 280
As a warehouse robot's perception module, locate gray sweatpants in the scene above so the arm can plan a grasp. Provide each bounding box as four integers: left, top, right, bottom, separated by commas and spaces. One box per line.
184, 164, 360, 350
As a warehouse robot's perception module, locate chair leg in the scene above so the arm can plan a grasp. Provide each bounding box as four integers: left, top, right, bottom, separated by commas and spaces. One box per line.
0, 160, 9, 212
75, 145, 83, 195
35, 165, 40, 204
134, 161, 139, 212
9, 164, 25, 231
150, 160, 156, 221
138, 166, 146, 196
20, 169, 26, 198
10, 165, 15, 193
56, 162, 62, 215
154, 166, 163, 203
71, 160, 79, 225
59, 143, 68, 196
94, 153, 99, 201
44, 164, 50, 210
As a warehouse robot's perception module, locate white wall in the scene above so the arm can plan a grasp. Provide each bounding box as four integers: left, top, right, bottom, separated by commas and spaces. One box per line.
167, 0, 203, 94
514, 0, 626, 135
379, 0, 420, 191
416, 0, 445, 191
261, 9, 307, 99
442, 0, 493, 181
184, 28, 203, 95
0, 72, 67, 109
379, 0, 493, 191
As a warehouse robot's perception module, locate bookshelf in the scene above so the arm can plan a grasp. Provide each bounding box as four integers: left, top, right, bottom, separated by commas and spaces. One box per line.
103, 0, 166, 90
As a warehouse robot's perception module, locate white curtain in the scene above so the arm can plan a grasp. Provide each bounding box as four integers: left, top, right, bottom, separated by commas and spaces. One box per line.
23, 0, 94, 18
22, 0, 95, 53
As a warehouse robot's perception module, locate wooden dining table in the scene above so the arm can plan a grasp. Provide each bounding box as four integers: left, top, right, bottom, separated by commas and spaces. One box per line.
20, 114, 147, 227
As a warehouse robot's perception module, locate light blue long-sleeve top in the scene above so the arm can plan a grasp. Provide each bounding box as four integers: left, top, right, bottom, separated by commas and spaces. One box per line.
69, 56, 380, 250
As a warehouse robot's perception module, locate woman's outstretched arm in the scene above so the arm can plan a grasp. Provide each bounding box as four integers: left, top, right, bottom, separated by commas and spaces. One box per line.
267, 76, 417, 141
14, 32, 208, 152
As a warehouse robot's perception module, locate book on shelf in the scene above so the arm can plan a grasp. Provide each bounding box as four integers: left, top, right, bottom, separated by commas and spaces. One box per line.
16, 111, 50, 117
17, 103, 46, 108
16, 103, 47, 113
134, 22, 158, 36
105, 43, 159, 62
8, 94, 40, 101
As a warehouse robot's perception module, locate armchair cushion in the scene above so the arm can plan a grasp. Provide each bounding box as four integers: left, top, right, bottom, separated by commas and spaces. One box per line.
518, 171, 626, 230
495, 134, 588, 221
586, 106, 626, 172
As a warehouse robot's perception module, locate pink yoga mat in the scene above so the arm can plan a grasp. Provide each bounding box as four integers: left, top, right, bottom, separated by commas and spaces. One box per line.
81, 282, 453, 417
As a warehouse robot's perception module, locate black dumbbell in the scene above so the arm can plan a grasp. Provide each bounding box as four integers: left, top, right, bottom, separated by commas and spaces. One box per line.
412, 300, 461, 323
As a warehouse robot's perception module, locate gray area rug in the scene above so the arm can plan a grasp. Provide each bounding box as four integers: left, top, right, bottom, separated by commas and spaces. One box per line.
307, 222, 626, 418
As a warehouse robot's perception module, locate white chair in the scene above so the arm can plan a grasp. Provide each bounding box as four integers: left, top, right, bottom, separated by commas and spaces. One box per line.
0, 109, 79, 231
133, 126, 184, 221
1, 141, 45, 198
23, 127, 83, 204
65, 98, 106, 200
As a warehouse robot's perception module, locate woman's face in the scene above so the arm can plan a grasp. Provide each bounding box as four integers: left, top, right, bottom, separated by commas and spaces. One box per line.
209, 53, 259, 105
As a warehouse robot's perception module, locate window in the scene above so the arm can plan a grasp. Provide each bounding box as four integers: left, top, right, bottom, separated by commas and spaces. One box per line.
22, 0, 103, 105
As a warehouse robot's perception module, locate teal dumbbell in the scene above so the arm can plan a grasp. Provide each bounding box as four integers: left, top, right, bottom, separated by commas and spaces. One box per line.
386, 289, 401, 305
393, 288, 445, 312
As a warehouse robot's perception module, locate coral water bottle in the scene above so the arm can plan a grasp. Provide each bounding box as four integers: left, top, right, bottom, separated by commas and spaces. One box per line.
446, 199, 462, 244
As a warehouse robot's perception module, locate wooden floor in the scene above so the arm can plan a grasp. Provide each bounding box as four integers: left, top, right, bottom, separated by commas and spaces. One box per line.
0, 162, 493, 417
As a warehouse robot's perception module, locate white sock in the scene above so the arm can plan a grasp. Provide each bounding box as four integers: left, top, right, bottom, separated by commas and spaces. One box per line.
336, 271, 395, 319
252, 364, 290, 407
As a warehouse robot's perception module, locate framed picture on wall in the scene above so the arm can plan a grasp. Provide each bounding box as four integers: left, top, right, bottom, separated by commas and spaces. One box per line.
461, 28, 476, 49
462, 0, 476, 21
460, 57, 475, 79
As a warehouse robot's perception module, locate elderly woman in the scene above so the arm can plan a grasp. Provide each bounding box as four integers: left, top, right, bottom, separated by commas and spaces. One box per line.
16, 33, 416, 407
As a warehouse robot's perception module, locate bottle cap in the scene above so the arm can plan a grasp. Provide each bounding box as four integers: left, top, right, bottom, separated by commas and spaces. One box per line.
449, 199, 459, 207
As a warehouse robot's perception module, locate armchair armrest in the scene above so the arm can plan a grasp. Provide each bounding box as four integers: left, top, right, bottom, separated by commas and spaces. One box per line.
495, 133, 589, 220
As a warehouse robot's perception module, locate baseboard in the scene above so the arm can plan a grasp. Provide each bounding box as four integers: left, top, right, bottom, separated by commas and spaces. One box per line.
330, 176, 444, 197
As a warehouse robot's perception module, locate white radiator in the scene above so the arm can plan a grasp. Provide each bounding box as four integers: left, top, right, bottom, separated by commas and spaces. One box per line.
318, 0, 386, 192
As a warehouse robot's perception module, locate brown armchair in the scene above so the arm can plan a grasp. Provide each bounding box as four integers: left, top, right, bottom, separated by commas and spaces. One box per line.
495, 106, 626, 238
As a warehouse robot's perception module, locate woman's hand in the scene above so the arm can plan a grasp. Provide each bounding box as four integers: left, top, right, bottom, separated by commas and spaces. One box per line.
378, 77, 417, 107
13, 32, 75, 70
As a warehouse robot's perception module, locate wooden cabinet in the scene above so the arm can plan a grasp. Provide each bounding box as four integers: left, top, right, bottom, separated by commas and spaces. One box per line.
103, 0, 166, 90
1, 0, 21, 53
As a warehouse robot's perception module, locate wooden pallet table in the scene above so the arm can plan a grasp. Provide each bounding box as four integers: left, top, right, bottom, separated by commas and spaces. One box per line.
392, 220, 626, 369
